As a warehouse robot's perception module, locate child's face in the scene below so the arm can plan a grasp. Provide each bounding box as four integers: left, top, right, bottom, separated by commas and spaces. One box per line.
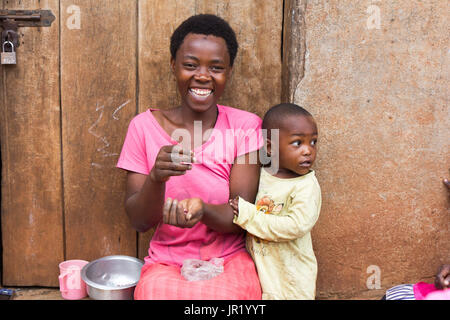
171, 33, 232, 113
271, 115, 318, 178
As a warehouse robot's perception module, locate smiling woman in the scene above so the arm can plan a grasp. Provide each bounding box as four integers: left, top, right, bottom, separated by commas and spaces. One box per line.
170, 33, 231, 116
117, 14, 263, 300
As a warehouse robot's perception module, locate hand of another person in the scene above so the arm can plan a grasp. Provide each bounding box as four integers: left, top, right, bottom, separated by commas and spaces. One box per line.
163, 197, 204, 228
228, 196, 239, 216
150, 144, 195, 183
444, 178, 450, 190
434, 264, 450, 290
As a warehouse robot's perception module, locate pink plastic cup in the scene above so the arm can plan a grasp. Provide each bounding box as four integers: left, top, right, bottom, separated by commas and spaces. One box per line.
58, 260, 89, 300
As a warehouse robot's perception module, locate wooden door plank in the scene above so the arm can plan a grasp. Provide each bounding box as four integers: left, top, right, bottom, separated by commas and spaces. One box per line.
60, 0, 137, 262
281, 0, 307, 103
137, 0, 283, 259
0, 0, 63, 286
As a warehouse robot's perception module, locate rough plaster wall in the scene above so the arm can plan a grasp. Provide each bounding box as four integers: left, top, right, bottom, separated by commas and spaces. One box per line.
292, 1, 449, 298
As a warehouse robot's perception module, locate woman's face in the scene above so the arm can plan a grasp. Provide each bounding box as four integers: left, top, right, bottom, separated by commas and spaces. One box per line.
171, 33, 232, 113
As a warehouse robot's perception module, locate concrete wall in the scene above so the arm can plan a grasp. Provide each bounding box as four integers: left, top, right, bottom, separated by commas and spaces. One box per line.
285, 0, 449, 299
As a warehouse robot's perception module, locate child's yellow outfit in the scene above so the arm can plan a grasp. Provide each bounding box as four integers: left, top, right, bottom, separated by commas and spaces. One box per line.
233, 168, 321, 300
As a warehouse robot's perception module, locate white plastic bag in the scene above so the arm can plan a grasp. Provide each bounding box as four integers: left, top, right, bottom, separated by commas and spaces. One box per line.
181, 257, 224, 281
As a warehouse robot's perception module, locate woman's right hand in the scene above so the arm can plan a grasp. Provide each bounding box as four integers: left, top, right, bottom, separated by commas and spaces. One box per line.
149, 144, 195, 183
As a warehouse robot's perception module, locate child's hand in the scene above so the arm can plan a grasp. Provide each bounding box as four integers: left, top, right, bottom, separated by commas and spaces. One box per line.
434, 264, 450, 290
228, 196, 239, 216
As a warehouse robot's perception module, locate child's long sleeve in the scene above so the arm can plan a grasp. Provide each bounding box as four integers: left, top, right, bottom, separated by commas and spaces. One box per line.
233, 184, 320, 242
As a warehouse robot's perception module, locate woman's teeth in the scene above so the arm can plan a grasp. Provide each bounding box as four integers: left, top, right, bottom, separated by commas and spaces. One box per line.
190, 88, 213, 97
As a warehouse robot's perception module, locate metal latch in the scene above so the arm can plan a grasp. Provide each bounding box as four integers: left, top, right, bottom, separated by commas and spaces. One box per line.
0, 9, 56, 49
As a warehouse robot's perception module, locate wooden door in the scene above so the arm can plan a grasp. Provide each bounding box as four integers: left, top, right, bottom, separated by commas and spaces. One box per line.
0, 0, 63, 286
1, 0, 282, 286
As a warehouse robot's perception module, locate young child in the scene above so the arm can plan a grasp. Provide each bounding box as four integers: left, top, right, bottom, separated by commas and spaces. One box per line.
229, 103, 322, 300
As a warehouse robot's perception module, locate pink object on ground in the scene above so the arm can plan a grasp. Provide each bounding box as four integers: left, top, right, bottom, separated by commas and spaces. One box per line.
58, 260, 89, 300
412, 281, 450, 300
424, 288, 450, 300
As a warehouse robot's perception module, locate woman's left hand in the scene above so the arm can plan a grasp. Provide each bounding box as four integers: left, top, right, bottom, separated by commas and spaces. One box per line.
163, 197, 204, 228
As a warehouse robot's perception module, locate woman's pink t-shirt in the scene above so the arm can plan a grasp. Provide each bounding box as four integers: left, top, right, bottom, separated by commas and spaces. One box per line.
117, 105, 263, 266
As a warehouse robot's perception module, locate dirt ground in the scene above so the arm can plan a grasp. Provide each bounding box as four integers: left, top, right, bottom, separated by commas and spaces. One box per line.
3, 286, 384, 300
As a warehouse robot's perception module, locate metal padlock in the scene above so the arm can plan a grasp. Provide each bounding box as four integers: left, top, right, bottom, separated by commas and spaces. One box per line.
1, 41, 17, 65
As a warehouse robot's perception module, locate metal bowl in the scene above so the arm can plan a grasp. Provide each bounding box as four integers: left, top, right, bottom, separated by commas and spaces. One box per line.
81, 255, 144, 300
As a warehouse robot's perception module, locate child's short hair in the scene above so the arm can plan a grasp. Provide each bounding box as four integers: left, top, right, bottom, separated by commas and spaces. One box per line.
170, 14, 239, 66
262, 103, 313, 130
